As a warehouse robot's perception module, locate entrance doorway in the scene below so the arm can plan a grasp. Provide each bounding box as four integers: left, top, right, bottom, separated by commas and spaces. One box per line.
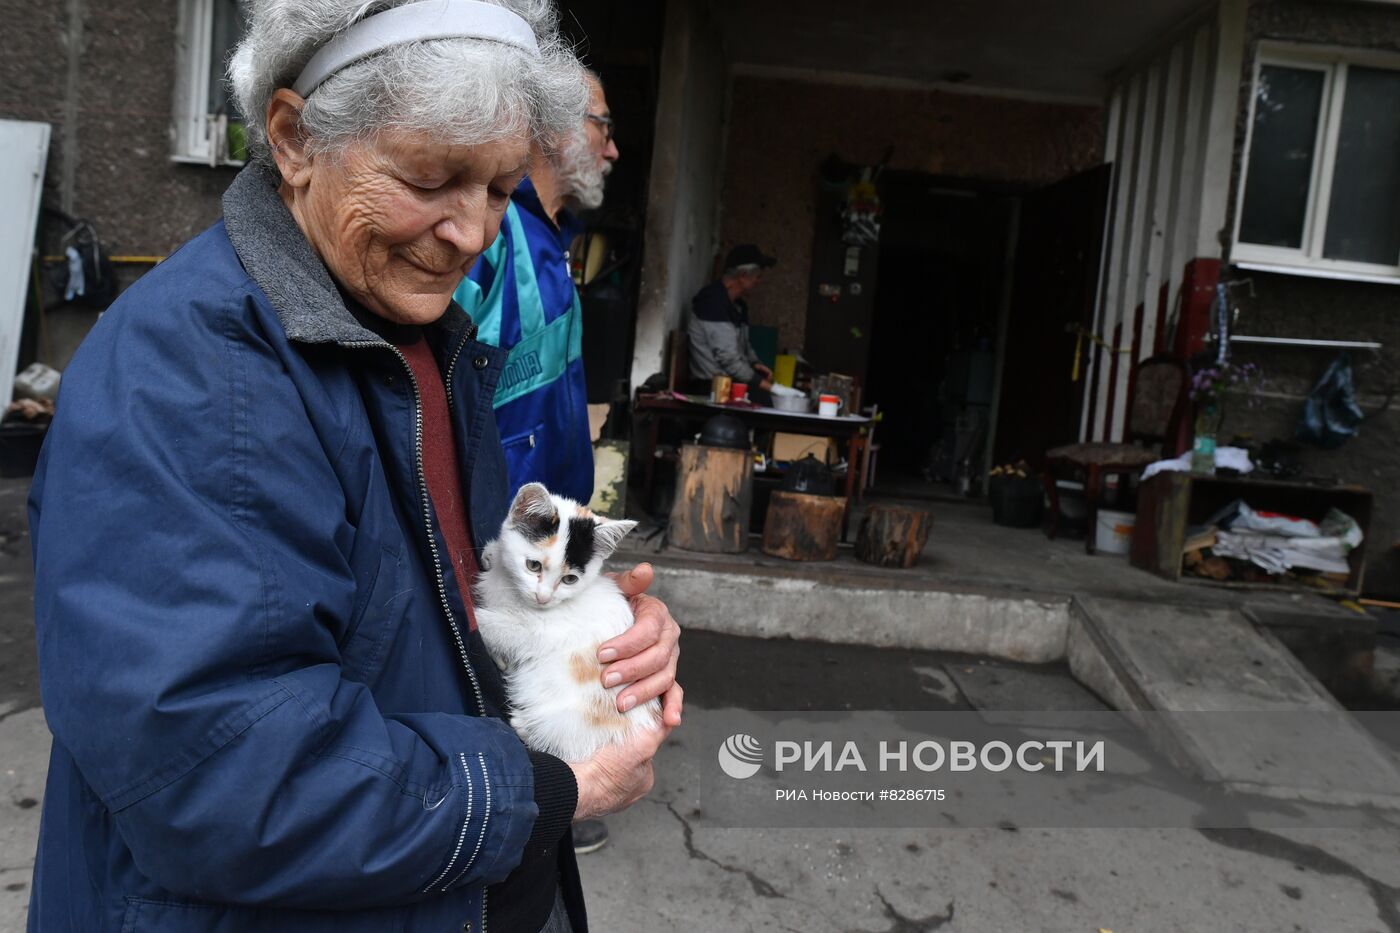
805, 166, 1110, 499
990, 164, 1112, 467
861, 176, 1016, 495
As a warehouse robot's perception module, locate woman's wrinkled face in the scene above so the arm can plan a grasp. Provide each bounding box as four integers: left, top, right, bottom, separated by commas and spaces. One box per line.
290, 129, 530, 325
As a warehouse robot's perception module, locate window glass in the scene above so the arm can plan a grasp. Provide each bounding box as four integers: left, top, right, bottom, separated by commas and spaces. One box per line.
1323, 66, 1400, 266
1238, 65, 1325, 249
207, 0, 245, 119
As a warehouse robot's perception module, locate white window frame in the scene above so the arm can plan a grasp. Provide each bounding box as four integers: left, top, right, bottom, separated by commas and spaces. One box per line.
170, 0, 245, 167
1232, 42, 1400, 283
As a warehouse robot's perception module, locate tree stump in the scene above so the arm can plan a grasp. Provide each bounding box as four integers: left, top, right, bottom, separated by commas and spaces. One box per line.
668, 444, 752, 553
761, 491, 845, 561
855, 504, 932, 568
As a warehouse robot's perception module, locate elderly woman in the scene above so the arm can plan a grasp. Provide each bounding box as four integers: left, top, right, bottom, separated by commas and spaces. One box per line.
26, 2, 680, 932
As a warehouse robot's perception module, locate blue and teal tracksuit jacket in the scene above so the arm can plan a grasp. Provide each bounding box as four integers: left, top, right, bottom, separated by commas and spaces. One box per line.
454, 178, 594, 504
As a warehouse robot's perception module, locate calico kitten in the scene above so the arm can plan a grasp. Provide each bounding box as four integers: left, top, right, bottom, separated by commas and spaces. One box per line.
476, 483, 661, 763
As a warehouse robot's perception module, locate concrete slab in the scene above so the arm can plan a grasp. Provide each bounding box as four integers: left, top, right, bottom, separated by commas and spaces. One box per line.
1069, 596, 1400, 808
623, 557, 1072, 664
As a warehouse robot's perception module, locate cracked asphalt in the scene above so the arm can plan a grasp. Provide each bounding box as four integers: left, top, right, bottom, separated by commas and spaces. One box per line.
3, 476, 1400, 930
574, 630, 1400, 933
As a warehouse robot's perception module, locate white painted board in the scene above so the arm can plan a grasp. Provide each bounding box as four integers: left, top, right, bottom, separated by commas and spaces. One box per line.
0, 120, 51, 411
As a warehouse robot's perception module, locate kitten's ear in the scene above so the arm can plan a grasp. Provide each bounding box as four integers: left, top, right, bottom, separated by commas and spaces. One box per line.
510, 483, 560, 541
592, 518, 638, 559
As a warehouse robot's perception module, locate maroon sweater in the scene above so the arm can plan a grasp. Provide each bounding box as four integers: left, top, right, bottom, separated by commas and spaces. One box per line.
393, 334, 479, 628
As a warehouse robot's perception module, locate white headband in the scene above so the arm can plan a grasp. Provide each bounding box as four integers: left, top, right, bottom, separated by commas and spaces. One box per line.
292, 0, 540, 98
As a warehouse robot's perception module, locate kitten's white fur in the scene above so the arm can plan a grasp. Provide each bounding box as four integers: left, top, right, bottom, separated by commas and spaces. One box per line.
475, 483, 661, 763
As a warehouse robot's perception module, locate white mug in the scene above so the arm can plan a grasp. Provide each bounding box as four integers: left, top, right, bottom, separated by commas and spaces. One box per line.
818, 394, 843, 418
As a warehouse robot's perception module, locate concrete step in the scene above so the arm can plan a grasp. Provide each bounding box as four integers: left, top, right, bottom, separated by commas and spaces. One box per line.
1067, 595, 1400, 809
619, 552, 1072, 664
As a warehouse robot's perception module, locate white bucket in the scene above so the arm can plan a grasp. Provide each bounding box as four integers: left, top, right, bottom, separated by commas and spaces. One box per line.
1094, 509, 1136, 555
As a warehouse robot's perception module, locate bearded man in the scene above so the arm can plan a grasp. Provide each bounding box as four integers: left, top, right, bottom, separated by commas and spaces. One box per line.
455, 69, 618, 506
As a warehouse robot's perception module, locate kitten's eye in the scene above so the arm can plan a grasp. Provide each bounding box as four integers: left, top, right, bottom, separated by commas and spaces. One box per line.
562, 573, 580, 585
525, 559, 542, 573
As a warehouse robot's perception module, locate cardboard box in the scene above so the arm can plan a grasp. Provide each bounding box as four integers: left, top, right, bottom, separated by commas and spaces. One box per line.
771, 432, 837, 465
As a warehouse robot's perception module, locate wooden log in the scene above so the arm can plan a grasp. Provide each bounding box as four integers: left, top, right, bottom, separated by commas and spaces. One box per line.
855, 504, 932, 568
668, 443, 752, 553
761, 490, 845, 561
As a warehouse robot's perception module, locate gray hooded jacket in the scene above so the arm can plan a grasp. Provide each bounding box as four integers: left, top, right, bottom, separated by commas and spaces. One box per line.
687, 280, 762, 383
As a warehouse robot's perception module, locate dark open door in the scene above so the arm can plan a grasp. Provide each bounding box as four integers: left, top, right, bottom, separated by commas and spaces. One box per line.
991, 164, 1111, 467
802, 186, 879, 384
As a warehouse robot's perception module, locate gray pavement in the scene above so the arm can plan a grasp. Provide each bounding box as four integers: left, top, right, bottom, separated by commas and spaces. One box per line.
579, 809, 1400, 932
3, 476, 1400, 931
0, 476, 39, 930
0, 710, 44, 929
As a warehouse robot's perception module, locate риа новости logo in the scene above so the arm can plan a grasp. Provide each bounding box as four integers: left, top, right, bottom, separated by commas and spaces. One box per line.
718, 733, 764, 779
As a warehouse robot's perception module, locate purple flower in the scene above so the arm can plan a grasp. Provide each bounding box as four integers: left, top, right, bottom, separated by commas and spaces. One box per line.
1189, 360, 1263, 402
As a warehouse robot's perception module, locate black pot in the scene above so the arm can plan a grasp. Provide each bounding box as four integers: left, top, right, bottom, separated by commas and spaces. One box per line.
0, 422, 47, 478
782, 454, 837, 495
699, 414, 749, 450
989, 475, 1043, 528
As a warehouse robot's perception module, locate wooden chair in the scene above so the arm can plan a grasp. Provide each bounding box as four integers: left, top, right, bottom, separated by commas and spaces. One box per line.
1043, 354, 1187, 554
859, 403, 881, 501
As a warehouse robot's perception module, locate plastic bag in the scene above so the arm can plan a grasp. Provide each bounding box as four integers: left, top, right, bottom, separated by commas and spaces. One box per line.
1296, 353, 1365, 449
1227, 501, 1319, 538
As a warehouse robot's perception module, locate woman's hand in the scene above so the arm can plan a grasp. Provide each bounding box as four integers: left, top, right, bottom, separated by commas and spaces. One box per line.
602, 563, 683, 727
570, 721, 673, 821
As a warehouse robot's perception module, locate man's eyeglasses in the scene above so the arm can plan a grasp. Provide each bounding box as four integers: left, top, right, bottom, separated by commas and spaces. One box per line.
585, 113, 614, 143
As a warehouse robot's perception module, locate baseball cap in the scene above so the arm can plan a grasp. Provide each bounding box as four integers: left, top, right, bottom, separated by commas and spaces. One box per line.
724, 244, 777, 270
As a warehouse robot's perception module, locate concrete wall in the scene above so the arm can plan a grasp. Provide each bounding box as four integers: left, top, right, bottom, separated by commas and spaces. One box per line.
715, 76, 1104, 350
630, 0, 729, 390
0, 0, 235, 368
0, 0, 234, 255
1216, 0, 1400, 596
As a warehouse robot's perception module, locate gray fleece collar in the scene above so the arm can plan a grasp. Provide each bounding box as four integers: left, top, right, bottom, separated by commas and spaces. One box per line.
221, 162, 473, 346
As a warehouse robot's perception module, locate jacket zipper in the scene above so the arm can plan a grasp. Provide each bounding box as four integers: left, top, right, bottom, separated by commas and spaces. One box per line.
351, 333, 492, 929
343, 339, 485, 717
440, 330, 491, 933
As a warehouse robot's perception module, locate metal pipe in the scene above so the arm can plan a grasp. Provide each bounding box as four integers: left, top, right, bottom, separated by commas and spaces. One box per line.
41, 255, 165, 264
1228, 335, 1382, 350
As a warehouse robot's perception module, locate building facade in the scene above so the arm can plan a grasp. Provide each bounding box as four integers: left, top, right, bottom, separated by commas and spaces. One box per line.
4, 0, 1398, 592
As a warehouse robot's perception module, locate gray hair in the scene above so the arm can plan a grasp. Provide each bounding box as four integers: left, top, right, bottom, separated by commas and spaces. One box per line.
552, 125, 608, 210
229, 0, 587, 164
724, 263, 762, 278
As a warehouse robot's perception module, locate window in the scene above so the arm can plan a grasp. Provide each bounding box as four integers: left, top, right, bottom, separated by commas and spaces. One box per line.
1233, 44, 1400, 282
171, 0, 247, 166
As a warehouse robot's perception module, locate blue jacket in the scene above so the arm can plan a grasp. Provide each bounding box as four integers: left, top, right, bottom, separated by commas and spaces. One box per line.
454, 179, 593, 504
27, 165, 585, 933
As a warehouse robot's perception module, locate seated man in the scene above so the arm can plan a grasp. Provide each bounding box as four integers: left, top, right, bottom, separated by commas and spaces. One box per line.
687, 244, 776, 403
